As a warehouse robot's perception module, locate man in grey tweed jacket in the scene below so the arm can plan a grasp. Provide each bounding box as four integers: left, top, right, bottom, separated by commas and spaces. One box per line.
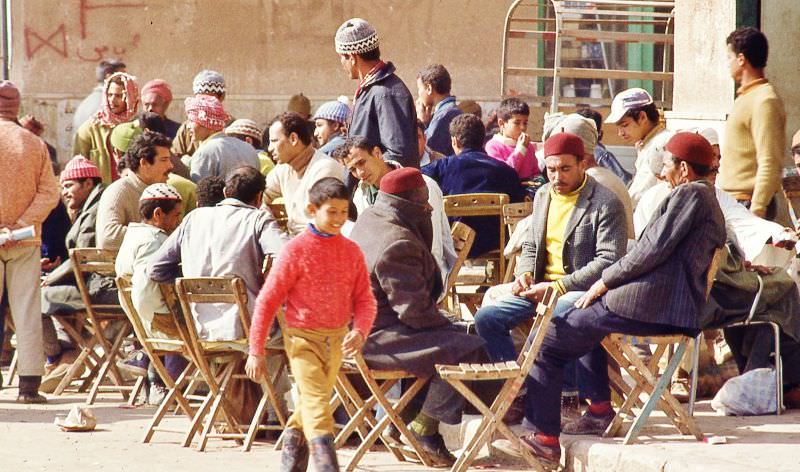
518, 132, 726, 466
474, 132, 627, 363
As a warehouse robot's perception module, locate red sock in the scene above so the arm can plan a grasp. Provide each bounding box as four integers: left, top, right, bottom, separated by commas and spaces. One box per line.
588, 400, 612, 415
535, 433, 560, 447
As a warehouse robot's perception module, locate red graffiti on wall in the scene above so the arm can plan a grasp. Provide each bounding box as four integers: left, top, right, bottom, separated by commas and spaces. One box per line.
23, 0, 146, 62
24, 24, 68, 60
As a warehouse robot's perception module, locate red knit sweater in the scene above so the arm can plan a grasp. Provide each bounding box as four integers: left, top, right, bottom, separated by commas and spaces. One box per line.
249, 227, 377, 356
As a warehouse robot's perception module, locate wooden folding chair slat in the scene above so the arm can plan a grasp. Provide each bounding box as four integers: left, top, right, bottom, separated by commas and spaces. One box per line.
174, 276, 288, 452
442, 222, 476, 317
502, 201, 534, 283
444, 193, 510, 291
435, 286, 558, 472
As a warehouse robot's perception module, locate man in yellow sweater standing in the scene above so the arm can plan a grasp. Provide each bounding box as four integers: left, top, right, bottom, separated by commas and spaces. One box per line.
718, 27, 788, 224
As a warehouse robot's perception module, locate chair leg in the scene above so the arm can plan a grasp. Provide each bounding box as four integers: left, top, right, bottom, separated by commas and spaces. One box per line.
772, 322, 783, 415
688, 333, 702, 416
6, 350, 17, 386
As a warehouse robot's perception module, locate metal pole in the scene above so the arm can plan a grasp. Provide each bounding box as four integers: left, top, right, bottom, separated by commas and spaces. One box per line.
1, 0, 9, 80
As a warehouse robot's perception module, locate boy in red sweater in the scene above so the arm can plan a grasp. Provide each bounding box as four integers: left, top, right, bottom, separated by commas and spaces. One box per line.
245, 177, 376, 472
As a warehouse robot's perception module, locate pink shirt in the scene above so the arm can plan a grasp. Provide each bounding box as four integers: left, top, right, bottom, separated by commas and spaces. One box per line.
248, 227, 377, 355
484, 134, 539, 179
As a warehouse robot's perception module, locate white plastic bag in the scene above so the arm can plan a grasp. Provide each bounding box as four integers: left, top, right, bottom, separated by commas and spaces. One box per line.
710, 367, 777, 416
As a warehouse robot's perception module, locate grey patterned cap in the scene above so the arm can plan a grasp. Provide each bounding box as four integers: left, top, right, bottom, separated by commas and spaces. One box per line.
335, 18, 379, 55
192, 69, 226, 96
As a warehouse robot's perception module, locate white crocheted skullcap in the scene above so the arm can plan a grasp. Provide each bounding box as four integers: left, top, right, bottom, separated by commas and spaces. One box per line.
335, 18, 379, 55
140, 183, 182, 202
192, 69, 226, 96
225, 119, 262, 141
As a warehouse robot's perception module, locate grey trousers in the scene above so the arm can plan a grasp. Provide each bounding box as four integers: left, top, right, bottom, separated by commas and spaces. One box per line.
0, 245, 45, 376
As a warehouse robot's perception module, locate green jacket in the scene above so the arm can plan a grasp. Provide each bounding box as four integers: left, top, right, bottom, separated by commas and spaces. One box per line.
73, 120, 116, 185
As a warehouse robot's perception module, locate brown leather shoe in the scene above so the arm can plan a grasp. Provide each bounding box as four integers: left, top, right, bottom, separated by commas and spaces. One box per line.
504, 395, 525, 425
785, 386, 800, 409
519, 433, 561, 468
16, 392, 47, 404
562, 409, 614, 436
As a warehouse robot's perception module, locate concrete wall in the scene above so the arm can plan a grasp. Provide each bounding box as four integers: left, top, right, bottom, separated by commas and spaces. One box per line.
761, 0, 800, 147
8, 0, 511, 165
667, 0, 800, 162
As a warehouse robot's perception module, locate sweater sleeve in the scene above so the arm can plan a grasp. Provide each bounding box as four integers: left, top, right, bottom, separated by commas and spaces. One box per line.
249, 246, 297, 355
750, 95, 786, 214
17, 139, 60, 228
350, 248, 377, 338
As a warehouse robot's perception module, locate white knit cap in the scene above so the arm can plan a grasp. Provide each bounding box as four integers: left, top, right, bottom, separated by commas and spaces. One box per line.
542, 112, 598, 156
698, 128, 719, 146
140, 183, 182, 202
192, 69, 226, 96
225, 119, 262, 141
335, 18, 379, 55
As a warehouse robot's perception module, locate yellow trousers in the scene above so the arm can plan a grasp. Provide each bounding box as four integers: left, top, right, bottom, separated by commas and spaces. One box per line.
284, 326, 348, 440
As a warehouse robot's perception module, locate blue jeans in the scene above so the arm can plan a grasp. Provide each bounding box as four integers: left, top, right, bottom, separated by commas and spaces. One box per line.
474, 291, 585, 390
474, 291, 585, 361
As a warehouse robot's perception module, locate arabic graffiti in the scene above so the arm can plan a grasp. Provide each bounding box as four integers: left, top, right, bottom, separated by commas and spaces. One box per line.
23, 0, 146, 62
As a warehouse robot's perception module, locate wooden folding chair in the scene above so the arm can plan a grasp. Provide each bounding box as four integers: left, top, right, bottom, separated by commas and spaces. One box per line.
338, 353, 436, 471
66, 248, 145, 405
444, 193, 510, 313
116, 276, 201, 443
437, 286, 557, 472
501, 201, 533, 283
601, 249, 722, 444
4, 315, 17, 386
175, 276, 288, 452
441, 222, 476, 317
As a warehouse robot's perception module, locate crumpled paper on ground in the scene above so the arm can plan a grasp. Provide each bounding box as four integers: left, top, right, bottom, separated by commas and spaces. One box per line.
54, 406, 97, 432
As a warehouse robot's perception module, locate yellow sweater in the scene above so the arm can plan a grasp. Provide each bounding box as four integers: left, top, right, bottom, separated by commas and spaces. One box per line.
543, 176, 586, 293
719, 79, 786, 214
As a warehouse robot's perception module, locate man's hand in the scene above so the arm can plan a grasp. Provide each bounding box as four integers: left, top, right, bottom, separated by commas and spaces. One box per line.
574, 279, 608, 309
0, 227, 17, 250
341, 330, 365, 359
245, 354, 268, 383
519, 282, 551, 303
511, 272, 534, 296
515, 132, 531, 154
416, 98, 432, 126
41, 256, 62, 272
743, 260, 772, 275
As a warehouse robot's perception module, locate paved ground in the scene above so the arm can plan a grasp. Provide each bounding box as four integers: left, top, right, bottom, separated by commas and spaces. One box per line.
2, 369, 800, 472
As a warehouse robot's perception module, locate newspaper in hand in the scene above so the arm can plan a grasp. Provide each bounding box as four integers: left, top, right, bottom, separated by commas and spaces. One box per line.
0, 226, 36, 246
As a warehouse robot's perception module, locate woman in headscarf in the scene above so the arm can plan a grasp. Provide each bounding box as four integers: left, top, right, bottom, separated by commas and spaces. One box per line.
73, 71, 139, 184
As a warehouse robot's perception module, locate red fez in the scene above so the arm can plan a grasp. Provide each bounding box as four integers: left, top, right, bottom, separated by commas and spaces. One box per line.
544, 132, 584, 159
380, 167, 426, 195
666, 132, 714, 167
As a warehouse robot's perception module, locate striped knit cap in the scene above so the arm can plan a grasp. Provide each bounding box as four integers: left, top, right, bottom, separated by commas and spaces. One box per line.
192, 69, 226, 96
335, 18, 379, 55
225, 119, 262, 141
60, 156, 101, 183
313, 101, 350, 124
140, 183, 182, 202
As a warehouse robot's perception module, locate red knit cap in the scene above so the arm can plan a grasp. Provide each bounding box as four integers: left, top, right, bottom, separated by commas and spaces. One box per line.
380, 167, 426, 195
185, 94, 226, 131
544, 132, 584, 159
666, 132, 714, 167
141, 79, 173, 104
0, 80, 20, 119
60, 155, 101, 183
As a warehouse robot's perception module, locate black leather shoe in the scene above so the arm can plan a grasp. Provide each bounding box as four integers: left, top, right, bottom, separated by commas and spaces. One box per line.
309, 435, 339, 472
281, 428, 309, 472
409, 431, 456, 467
